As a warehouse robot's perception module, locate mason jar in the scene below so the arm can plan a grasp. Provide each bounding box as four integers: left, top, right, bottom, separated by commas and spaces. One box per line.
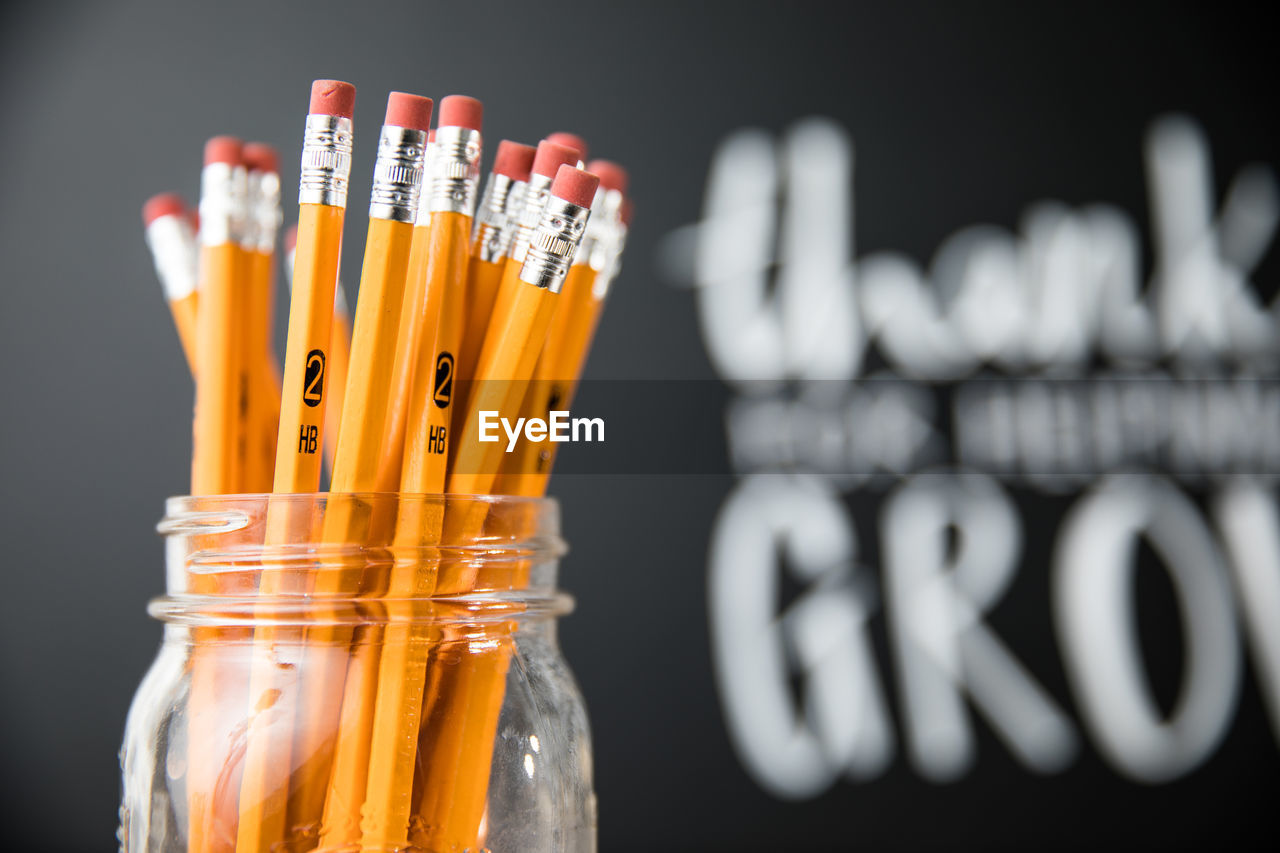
119, 492, 596, 852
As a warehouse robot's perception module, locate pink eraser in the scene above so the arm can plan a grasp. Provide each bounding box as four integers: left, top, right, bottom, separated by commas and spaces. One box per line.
620, 198, 634, 226
438, 94, 482, 131
204, 136, 242, 167
493, 140, 536, 182
546, 132, 588, 161
284, 224, 298, 253
309, 79, 356, 118
242, 142, 280, 174
550, 165, 599, 209
428, 128, 436, 143
385, 92, 433, 132
142, 192, 187, 227
532, 141, 579, 179
585, 159, 628, 194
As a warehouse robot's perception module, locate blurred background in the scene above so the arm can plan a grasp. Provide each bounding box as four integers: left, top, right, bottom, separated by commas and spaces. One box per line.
2, 1, 1278, 850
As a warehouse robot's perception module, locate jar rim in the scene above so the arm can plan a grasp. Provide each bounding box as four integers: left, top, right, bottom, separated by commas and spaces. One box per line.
154, 492, 569, 619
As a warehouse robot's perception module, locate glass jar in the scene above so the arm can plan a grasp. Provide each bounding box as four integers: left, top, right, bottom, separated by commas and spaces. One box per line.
119, 493, 596, 853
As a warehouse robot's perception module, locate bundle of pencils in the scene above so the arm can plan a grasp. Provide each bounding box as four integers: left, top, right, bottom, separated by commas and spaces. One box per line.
142, 79, 630, 851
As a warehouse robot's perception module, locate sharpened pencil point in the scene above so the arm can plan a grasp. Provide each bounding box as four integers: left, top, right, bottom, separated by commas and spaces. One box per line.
551, 165, 599, 209
309, 79, 356, 119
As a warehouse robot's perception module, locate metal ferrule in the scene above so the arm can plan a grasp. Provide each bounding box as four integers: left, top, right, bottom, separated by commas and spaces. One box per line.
369, 125, 428, 222
298, 113, 354, 207
593, 222, 629, 300
146, 215, 198, 301
580, 187, 625, 271
472, 173, 528, 263
244, 169, 282, 253
426, 126, 482, 216
518, 195, 592, 294
199, 161, 248, 247
508, 172, 555, 263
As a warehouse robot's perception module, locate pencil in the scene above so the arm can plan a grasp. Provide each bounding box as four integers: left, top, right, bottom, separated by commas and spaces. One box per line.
450, 140, 537, 459
496, 159, 628, 496
284, 223, 351, 473
419, 165, 599, 852
446, 150, 584, 498
375, 125, 440, 496
186, 134, 250, 853
425, 164, 628, 842
293, 91, 432, 849
361, 96, 485, 852
236, 79, 356, 853
447, 139, 578, 444
191, 136, 247, 495
142, 193, 199, 375
399, 95, 483, 498
241, 142, 283, 493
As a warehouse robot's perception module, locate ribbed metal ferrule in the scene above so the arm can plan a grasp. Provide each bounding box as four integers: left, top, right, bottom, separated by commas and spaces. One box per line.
298, 114, 354, 207
518, 194, 592, 294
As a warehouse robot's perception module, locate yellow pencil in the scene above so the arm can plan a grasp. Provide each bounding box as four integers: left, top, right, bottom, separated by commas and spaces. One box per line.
375, 125, 438, 495
449, 140, 536, 461
448, 138, 580, 445
497, 159, 628, 496
241, 142, 283, 493
360, 95, 485, 852
236, 80, 356, 853
416, 165, 598, 852
187, 134, 249, 853
284, 223, 351, 473
288, 91, 432, 850
142, 193, 199, 375
191, 136, 247, 495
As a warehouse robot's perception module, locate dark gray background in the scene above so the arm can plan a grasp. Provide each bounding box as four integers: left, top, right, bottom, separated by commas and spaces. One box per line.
2, 1, 1278, 850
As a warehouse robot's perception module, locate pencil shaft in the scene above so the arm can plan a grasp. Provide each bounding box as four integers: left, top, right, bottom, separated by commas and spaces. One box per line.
400, 210, 471, 492
192, 241, 245, 494
495, 263, 601, 496
298, 215, 415, 846
170, 291, 200, 377
375, 221, 432, 493
270, 202, 343, 494
244, 248, 279, 492
236, 202, 344, 852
